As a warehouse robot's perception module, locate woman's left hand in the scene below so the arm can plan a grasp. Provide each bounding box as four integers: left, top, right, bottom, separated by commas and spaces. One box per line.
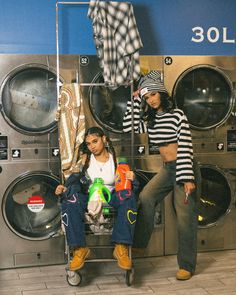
184, 182, 196, 196
125, 170, 135, 181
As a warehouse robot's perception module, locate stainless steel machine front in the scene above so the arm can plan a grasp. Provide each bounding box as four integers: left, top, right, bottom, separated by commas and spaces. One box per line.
0, 54, 79, 269
0, 161, 65, 269
164, 55, 236, 168
163, 55, 236, 253
165, 165, 236, 254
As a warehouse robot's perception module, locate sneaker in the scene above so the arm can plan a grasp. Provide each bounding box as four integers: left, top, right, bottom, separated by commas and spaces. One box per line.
176, 269, 192, 280
113, 244, 132, 270
70, 247, 90, 271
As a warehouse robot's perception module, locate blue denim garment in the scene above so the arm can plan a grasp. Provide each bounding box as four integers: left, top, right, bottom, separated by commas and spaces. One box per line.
133, 160, 200, 274
61, 174, 139, 247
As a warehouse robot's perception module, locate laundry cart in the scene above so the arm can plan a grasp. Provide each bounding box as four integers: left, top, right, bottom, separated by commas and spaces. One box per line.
55, 0, 144, 286
64, 201, 134, 287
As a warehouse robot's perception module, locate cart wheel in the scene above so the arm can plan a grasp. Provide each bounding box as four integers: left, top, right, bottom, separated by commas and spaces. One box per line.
125, 268, 134, 286
66, 270, 82, 286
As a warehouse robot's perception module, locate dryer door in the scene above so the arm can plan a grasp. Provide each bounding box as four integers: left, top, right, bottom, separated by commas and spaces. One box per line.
89, 72, 131, 133
198, 165, 232, 228
0, 65, 58, 135
2, 171, 61, 240
173, 66, 234, 129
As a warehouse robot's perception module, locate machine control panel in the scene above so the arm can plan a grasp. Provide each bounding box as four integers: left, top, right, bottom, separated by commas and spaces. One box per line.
227, 130, 236, 151
0, 136, 8, 160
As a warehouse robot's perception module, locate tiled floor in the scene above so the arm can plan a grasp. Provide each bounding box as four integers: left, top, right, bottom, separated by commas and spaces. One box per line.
2, 249, 236, 295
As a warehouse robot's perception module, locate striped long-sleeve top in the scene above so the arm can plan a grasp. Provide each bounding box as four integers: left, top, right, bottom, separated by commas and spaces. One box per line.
123, 96, 195, 183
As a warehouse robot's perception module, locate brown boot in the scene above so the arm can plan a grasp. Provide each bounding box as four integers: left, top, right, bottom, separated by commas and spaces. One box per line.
176, 269, 192, 280
113, 244, 132, 270
70, 247, 90, 271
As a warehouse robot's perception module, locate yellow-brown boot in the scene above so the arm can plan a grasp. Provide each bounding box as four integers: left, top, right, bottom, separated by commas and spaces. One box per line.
113, 244, 132, 270
70, 247, 90, 271
176, 269, 192, 280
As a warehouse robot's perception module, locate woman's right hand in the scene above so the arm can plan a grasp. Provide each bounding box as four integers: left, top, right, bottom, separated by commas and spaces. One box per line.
133, 89, 140, 97
55, 184, 66, 195
125, 170, 135, 181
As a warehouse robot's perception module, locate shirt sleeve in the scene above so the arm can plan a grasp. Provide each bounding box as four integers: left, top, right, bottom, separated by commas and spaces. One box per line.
176, 112, 195, 183
122, 95, 147, 134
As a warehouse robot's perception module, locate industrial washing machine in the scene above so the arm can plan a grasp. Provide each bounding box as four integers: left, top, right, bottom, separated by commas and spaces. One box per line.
78, 55, 165, 256
164, 55, 236, 168
163, 55, 236, 254
0, 54, 79, 269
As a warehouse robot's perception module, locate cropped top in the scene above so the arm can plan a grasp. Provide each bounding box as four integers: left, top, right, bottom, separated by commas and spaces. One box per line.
123, 96, 194, 183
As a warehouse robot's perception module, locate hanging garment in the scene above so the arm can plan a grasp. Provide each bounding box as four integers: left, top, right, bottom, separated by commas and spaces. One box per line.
88, 0, 143, 89
56, 83, 85, 180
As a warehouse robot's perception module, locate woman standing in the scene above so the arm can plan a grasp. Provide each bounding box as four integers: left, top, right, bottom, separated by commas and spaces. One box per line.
55, 127, 137, 271
123, 70, 199, 280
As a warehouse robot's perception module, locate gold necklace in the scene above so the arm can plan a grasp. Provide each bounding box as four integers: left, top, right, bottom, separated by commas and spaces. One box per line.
95, 154, 110, 172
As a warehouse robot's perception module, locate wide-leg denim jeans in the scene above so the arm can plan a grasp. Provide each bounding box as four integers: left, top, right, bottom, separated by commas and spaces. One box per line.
61, 188, 137, 247
133, 160, 199, 274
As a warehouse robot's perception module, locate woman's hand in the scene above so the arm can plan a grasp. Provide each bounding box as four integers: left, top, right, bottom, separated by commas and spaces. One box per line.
55, 184, 67, 195
125, 170, 135, 181
184, 182, 196, 196
133, 89, 140, 97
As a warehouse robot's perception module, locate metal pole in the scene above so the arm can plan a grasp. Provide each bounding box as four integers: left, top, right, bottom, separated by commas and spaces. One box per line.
130, 56, 134, 169
56, 2, 60, 104
56, 1, 90, 100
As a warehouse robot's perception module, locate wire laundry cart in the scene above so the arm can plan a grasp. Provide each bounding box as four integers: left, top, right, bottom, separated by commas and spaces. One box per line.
55, 1, 137, 287
64, 202, 134, 287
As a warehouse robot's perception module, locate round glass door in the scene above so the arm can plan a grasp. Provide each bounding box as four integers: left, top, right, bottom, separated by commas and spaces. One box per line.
0, 65, 58, 134
89, 72, 131, 133
173, 66, 234, 129
2, 172, 61, 240
198, 165, 231, 228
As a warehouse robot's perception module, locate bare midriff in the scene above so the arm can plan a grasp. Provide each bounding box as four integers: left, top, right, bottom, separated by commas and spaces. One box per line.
159, 142, 178, 162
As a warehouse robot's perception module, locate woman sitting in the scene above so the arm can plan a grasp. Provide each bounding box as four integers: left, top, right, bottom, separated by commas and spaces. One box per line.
55, 126, 138, 271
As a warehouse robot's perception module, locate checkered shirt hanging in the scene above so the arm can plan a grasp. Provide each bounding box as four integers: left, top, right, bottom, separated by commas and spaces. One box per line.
88, 1, 143, 89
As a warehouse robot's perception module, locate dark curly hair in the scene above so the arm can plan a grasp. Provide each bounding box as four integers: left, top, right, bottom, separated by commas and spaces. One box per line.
141, 92, 174, 128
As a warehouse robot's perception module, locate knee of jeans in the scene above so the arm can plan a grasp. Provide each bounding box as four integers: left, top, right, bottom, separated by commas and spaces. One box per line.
138, 191, 155, 209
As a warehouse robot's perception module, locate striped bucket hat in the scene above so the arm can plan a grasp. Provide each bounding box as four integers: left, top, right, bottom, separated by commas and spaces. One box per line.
139, 70, 168, 99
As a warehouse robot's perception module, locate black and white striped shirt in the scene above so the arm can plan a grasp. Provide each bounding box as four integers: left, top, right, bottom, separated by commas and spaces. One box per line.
123, 97, 195, 183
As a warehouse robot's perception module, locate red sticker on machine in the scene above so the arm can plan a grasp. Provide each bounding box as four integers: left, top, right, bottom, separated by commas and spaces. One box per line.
27, 195, 45, 213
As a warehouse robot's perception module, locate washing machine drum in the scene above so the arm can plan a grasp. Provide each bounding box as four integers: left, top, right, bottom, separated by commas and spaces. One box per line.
0, 66, 58, 134
3, 172, 61, 240
173, 66, 234, 129
198, 165, 231, 228
89, 72, 131, 133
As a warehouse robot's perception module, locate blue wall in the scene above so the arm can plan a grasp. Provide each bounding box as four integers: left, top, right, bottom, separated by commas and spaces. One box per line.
0, 0, 236, 55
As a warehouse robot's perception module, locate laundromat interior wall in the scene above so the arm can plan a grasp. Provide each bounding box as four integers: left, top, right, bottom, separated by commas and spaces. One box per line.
1, 0, 236, 269
1, 0, 236, 55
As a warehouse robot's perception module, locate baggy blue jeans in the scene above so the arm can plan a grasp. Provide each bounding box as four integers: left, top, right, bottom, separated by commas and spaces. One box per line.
61, 186, 137, 248
133, 160, 200, 274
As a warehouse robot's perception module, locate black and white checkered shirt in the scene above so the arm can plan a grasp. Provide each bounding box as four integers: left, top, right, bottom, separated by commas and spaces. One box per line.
88, 1, 143, 89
